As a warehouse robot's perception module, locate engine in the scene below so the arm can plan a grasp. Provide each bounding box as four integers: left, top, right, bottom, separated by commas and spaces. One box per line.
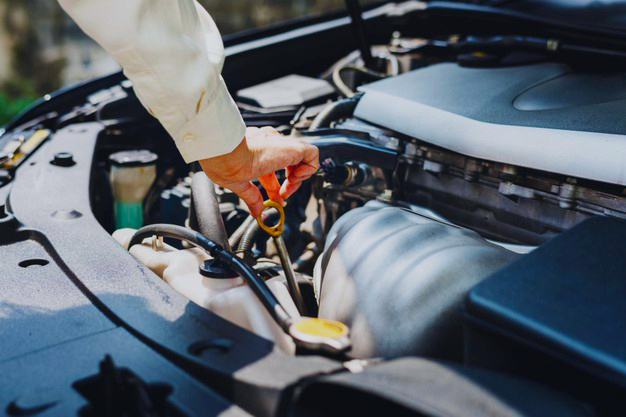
5, 5, 626, 413
91, 33, 626, 363
8, 1, 626, 413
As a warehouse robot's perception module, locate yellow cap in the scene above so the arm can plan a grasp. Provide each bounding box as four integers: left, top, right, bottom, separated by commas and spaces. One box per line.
292, 318, 349, 339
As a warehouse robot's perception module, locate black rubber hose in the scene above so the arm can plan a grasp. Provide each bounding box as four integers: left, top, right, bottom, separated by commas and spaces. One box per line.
332, 65, 386, 97
344, 0, 375, 68
310, 136, 398, 171
308, 94, 363, 131
128, 224, 293, 331
189, 172, 231, 251
239, 209, 279, 252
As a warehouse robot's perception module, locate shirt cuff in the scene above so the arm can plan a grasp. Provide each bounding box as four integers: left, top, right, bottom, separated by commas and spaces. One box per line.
173, 77, 246, 163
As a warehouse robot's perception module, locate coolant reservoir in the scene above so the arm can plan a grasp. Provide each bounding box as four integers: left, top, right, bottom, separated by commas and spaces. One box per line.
113, 228, 299, 354
109, 150, 157, 229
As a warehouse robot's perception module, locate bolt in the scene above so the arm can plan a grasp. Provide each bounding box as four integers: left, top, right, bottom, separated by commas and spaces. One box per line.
404, 142, 419, 160
559, 182, 577, 209
386, 137, 400, 150
464, 159, 482, 182
378, 189, 394, 203
51, 152, 75, 167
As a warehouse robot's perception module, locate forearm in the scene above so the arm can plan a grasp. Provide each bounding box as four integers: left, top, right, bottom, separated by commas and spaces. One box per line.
58, 0, 246, 162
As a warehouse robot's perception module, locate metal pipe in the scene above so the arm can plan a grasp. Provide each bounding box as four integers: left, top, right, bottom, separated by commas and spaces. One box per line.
273, 234, 307, 316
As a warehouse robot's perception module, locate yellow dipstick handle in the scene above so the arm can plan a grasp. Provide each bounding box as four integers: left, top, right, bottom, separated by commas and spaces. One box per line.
256, 200, 285, 237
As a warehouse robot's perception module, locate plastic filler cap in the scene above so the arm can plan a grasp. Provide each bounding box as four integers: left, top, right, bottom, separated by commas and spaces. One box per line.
199, 259, 238, 279
289, 317, 351, 354
109, 150, 158, 167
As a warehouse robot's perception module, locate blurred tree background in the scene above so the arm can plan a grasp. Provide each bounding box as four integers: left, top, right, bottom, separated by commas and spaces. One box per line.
0, 0, 66, 124
0, 0, 365, 125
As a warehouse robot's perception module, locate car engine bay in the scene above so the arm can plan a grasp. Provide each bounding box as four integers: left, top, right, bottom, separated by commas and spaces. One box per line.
2, 1, 626, 416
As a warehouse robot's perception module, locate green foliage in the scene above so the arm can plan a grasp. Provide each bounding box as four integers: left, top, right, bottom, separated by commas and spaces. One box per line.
0, 94, 34, 126
0, 79, 38, 126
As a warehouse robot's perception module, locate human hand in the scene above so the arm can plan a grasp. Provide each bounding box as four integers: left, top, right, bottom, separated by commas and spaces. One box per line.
199, 127, 319, 217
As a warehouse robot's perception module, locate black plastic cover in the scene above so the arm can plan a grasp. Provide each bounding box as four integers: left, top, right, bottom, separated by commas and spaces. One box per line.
0, 328, 251, 416
289, 358, 594, 417
465, 216, 626, 412
2, 123, 342, 417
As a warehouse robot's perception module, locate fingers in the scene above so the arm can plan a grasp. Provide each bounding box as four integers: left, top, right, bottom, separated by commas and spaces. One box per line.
237, 126, 321, 205
280, 177, 304, 199
229, 181, 264, 217
277, 166, 300, 199
253, 126, 310, 202
258, 172, 284, 205
292, 161, 319, 178
298, 142, 319, 172
279, 145, 319, 199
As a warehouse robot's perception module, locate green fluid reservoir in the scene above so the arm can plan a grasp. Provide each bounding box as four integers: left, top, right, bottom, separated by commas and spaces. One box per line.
109, 150, 157, 230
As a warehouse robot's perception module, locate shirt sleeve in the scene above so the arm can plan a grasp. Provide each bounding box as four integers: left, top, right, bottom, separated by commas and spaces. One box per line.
57, 0, 246, 163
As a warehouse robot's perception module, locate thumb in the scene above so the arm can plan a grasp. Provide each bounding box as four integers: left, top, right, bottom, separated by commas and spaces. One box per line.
230, 181, 264, 217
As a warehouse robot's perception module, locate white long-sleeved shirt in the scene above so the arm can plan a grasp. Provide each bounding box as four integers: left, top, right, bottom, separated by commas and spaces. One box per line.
58, 0, 246, 163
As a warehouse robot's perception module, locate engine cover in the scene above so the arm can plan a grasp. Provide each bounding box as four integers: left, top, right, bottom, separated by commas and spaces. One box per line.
317, 203, 519, 360
355, 63, 626, 185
